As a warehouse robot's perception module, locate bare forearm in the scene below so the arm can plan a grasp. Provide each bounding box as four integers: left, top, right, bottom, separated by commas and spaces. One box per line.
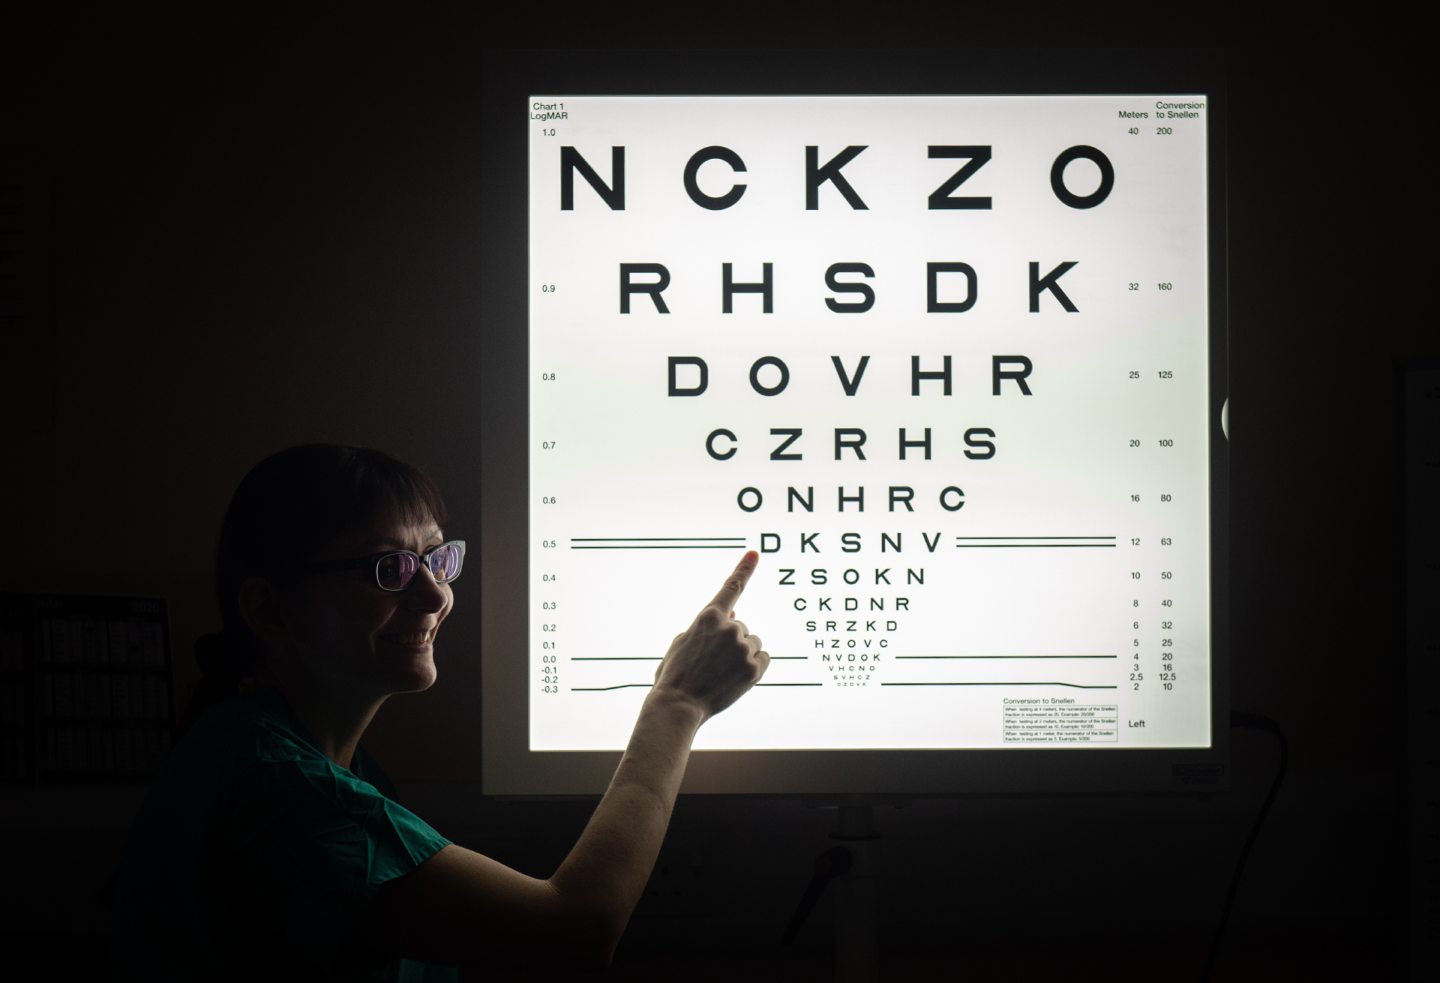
548, 691, 705, 953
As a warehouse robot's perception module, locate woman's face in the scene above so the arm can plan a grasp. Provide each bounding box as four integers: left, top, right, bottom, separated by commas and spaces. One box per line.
281, 507, 454, 700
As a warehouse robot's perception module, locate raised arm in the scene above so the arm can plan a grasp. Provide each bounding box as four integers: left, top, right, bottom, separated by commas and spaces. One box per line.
362, 551, 768, 970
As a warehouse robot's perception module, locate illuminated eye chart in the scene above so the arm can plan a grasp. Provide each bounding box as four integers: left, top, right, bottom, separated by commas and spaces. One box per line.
528, 96, 1212, 751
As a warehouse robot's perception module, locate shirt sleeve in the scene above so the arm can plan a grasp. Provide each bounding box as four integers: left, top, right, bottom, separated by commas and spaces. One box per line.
211, 734, 452, 978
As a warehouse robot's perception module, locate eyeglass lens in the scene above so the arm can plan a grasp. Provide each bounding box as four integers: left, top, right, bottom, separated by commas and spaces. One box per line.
376, 543, 463, 590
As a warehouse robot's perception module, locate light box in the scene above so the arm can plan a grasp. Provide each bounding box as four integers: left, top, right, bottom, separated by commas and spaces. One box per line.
480, 52, 1228, 797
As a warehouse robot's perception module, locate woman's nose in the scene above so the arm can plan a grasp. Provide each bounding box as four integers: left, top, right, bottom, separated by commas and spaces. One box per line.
406, 565, 450, 611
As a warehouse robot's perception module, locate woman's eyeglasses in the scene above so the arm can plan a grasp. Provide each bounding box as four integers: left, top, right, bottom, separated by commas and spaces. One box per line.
302, 540, 466, 592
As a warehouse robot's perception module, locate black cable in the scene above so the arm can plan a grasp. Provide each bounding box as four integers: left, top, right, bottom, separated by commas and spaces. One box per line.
781, 846, 853, 945
1201, 710, 1289, 982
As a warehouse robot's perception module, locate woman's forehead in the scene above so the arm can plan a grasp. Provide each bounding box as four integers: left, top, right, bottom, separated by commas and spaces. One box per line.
329, 509, 443, 554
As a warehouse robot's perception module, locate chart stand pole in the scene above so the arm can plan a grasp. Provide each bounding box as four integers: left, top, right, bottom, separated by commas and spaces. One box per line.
831, 804, 882, 983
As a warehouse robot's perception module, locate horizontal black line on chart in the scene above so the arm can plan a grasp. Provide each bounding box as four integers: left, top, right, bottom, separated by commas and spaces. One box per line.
954, 536, 1117, 540
571, 545, 746, 550
881, 682, 1119, 689
568, 656, 807, 661
570, 537, 747, 542
954, 544, 1116, 549
570, 682, 824, 691
896, 655, 1117, 660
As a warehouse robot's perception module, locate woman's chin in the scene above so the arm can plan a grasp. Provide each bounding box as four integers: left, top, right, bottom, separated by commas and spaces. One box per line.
393, 659, 439, 694
401, 667, 439, 693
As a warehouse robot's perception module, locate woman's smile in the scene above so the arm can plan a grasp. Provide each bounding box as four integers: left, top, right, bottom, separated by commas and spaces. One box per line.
379, 628, 436, 647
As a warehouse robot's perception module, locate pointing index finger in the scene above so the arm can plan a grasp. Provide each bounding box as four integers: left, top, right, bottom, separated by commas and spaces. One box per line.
709, 550, 759, 612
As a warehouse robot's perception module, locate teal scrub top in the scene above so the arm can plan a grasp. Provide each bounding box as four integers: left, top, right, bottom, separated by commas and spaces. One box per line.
113, 690, 457, 982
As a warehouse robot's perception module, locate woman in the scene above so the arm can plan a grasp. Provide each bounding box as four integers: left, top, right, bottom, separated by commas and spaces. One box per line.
113, 444, 768, 980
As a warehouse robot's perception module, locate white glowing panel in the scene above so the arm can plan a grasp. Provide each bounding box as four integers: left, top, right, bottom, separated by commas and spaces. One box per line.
528, 96, 1211, 750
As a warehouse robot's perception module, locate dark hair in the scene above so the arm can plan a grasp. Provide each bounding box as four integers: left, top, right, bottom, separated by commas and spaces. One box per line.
177, 444, 448, 738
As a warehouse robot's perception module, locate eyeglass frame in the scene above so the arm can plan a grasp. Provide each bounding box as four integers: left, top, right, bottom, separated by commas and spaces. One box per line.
298, 539, 467, 592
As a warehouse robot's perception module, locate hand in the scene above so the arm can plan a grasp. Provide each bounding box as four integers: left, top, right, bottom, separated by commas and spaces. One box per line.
650, 550, 768, 722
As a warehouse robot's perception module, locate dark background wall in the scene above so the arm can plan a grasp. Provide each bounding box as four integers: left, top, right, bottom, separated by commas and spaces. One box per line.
0, 10, 1422, 981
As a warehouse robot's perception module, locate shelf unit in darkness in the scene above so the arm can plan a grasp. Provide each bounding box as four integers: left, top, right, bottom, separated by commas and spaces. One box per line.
0, 593, 173, 783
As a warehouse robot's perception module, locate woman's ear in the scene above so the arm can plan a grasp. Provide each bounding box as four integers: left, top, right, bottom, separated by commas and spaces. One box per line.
237, 577, 290, 646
